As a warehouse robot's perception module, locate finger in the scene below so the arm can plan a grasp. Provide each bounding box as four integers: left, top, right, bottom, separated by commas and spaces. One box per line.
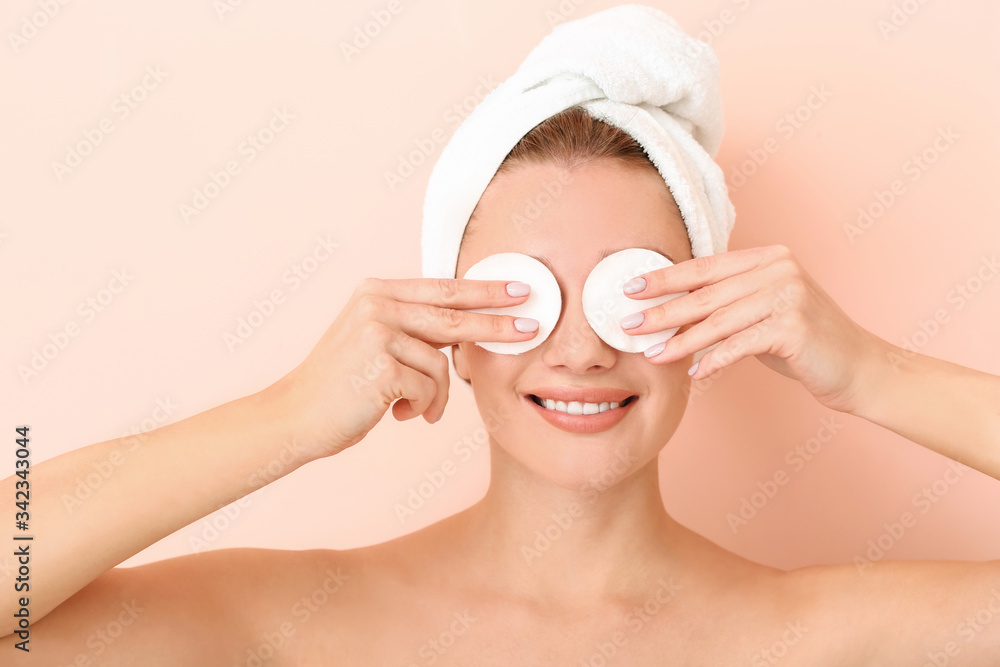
376, 296, 538, 349
626, 245, 788, 299
358, 327, 451, 422
645, 289, 777, 364
387, 363, 438, 423
387, 332, 451, 423
359, 276, 529, 310
366, 346, 440, 423
687, 320, 775, 380
623, 268, 762, 339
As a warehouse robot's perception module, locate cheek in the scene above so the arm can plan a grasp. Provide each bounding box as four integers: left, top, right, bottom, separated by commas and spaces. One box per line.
462, 342, 525, 384
634, 359, 691, 419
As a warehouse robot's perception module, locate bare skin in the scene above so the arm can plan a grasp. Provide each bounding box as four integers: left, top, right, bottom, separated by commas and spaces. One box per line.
3, 161, 999, 665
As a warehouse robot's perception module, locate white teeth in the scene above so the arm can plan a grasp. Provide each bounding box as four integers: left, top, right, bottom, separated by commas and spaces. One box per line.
537, 397, 628, 414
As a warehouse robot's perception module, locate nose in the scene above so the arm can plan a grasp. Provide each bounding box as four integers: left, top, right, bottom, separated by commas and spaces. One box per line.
539, 284, 618, 373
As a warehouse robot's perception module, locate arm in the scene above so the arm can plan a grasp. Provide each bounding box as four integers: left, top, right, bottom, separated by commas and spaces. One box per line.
0, 548, 303, 666
0, 380, 307, 637
627, 245, 1000, 480
0, 274, 534, 641
635, 246, 1000, 663
849, 336, 1000, 481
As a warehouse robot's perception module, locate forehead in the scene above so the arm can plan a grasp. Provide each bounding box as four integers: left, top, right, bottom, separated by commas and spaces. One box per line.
456, 160, 692, 280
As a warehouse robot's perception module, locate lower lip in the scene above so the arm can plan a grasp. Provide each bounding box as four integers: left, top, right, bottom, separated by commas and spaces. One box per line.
524, 395, 637, 434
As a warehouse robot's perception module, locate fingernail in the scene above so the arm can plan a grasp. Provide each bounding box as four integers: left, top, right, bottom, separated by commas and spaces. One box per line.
514, 317, 539, 333
620, 312, 644, 330
644, 342, 665, 358
623, 277, 646, 294
506, 282, 530, 297
687, 360, 700, 376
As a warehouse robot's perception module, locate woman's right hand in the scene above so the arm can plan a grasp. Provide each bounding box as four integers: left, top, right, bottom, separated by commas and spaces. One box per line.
267, 276, 536, 461
0, 276, 540, 643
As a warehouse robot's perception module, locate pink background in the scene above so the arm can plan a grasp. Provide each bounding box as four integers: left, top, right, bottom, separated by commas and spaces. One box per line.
4, 0, 999, 571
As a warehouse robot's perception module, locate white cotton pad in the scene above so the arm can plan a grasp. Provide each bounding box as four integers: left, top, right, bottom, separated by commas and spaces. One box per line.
460, 252, 562, 355
582, 248, 688, 353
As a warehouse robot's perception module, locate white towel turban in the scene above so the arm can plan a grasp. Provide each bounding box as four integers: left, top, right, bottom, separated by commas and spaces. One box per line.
421, 3, 736, 282
419, 4, 736, 370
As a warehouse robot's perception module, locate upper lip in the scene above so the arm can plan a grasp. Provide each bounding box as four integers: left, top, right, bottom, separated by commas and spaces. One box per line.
524, 386, 637, 404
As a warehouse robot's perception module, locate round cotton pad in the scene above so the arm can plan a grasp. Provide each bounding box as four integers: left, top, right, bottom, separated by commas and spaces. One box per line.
461, 252, 562, 355
582, 248, 688, 353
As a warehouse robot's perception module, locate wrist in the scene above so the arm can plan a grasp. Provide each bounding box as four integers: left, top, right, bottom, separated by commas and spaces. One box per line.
250, 370, 346, 467
240, 379, 313, 470
845, 332, 910, 423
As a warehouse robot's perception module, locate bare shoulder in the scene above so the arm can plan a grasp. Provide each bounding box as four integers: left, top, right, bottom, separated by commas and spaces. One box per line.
779, 558, 1000, 666
0, 547, 354, 666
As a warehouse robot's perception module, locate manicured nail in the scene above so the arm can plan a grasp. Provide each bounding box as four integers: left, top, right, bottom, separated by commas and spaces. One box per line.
687, 360, 700, 376
644, 342, 665, 358
620, 312, 644, 330
514, 317, 539, 333
623, 277, 646, 294
506, 282, 530, 297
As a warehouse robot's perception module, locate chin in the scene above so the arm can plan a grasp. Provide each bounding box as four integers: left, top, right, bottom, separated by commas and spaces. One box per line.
490, 396, 666, 495
496, 434, 658, 498
467, 365, 687, 492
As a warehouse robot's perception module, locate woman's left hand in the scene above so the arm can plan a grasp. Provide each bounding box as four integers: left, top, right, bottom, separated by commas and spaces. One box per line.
627, 244, 887, 414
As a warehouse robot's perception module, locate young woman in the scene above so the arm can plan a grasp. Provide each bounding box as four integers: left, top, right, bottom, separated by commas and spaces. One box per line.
4, 105, 999, 665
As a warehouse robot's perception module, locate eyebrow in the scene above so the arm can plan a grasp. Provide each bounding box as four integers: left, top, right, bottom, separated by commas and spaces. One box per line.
529, 246, 676, 271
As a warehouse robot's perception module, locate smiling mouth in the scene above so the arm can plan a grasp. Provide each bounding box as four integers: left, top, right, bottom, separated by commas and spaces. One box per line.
528, 394, 638, 414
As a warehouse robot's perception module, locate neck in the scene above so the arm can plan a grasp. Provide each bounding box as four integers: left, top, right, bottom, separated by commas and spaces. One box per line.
452, 443, 690, 607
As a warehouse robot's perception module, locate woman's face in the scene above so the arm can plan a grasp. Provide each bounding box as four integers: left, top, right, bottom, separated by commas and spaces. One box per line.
454, 159, 696, 491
